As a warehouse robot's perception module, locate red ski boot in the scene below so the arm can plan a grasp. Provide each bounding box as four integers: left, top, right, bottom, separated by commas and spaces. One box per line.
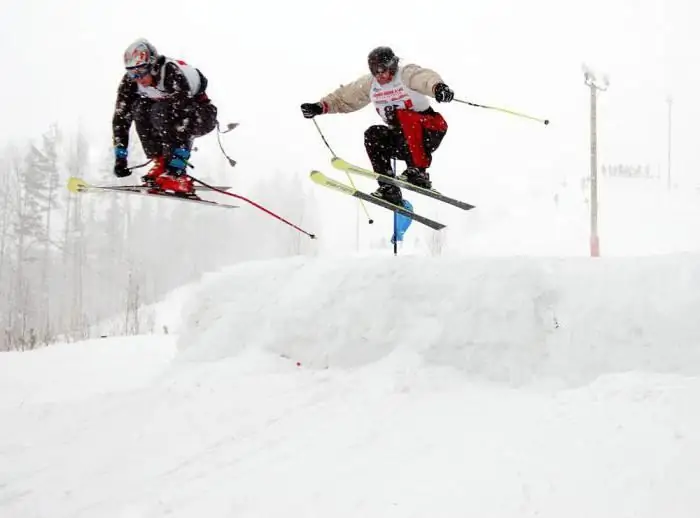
155, 173, 196, 196
141, 156, 166, 191
154, 147, 198, 197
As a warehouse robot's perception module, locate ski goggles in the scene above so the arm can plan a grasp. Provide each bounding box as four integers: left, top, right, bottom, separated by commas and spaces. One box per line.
126, 64, 151, 79
370, 63, 390, 76
370, 62, 399, 79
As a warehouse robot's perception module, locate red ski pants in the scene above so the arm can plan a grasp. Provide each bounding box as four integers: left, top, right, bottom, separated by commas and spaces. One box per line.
364, 108, 448, 174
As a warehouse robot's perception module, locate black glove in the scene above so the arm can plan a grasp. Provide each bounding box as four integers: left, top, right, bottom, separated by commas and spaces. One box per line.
113, 145, 131, 177
114, 157, 131, 177
301, 102, 324, 119
433, 83, 455, 103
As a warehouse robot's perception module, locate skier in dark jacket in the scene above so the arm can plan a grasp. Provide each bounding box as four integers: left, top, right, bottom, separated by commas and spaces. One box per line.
112, 38, 218, 196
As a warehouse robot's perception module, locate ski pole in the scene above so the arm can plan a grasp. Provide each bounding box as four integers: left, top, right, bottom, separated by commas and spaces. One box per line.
454, 98, 550, 125
215, 120, 239, 167
190, 175, 317, 239
312, 119, 374, 225
312, 118, 338, 157
127, 159, 153, 172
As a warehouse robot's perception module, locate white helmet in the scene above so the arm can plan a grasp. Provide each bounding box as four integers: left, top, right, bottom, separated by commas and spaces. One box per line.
123, 38, 158, 70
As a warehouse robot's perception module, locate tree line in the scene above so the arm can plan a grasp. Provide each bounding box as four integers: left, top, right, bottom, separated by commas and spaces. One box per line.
0, 124, 320, 351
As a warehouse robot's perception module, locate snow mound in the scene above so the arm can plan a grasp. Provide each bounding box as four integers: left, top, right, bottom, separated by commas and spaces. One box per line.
177, 254, 700, 387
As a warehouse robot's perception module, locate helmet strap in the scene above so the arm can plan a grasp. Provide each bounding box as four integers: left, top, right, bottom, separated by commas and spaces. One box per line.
151, 55, 165, 76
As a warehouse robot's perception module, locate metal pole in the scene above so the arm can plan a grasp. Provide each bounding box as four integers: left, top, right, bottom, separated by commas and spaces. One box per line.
584, 67, 608, 258
589, 84, 600, 257
392, 158, 398, 256
667, 96, 673, 190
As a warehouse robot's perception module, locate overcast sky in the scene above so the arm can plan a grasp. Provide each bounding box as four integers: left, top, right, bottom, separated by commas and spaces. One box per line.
2, 0, 698, 242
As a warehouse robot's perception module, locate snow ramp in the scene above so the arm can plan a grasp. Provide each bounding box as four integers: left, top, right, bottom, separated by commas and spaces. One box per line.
177, 254, 700, 387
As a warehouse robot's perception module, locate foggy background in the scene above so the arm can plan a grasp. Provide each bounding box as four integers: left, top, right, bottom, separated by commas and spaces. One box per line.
1, 0, 698, 349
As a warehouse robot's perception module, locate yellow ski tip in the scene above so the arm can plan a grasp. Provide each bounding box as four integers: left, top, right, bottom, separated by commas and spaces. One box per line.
330, 157, 349, 170
67, 177, 89, 193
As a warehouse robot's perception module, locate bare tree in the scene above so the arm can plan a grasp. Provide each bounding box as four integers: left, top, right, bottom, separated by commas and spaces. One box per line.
0, 126, 324, 349
426, 228, 447, 256
229, 170, 320, 260
62, 131, 91, 341
0, 146, 22, 350
24, 124, 62, 343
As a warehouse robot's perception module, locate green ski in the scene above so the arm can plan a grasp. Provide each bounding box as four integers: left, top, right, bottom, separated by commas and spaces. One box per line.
331, 157, 475, 211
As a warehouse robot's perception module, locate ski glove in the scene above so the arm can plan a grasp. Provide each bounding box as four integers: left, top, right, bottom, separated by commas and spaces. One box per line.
113, 146, 131, 177
433, 83, 455, 103
301, 102, 324, 119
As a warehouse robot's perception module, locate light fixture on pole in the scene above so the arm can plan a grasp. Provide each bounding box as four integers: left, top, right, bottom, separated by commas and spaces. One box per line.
583, 64, 609, 258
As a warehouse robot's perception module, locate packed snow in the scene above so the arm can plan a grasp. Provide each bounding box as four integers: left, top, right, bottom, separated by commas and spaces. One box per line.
2, 254, 700, 517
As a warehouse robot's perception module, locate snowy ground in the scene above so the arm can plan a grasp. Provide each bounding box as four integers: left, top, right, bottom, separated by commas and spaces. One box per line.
2, 255, 700, 517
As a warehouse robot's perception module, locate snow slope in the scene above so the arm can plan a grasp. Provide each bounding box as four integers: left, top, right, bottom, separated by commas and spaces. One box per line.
2, 255, 700, 517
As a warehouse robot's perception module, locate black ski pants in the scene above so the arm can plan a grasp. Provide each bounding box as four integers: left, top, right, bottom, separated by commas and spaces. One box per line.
133, 97, 218, 158
364, 107, 448, 175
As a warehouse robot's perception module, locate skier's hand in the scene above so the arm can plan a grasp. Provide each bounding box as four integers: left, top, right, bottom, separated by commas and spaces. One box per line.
301, 102, 324, 119
114, 158, 130, 177
433, 83, 454, 103
113, 146, 130, 177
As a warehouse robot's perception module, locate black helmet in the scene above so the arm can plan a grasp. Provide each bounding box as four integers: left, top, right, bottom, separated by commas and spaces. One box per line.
368, 46, 399, 76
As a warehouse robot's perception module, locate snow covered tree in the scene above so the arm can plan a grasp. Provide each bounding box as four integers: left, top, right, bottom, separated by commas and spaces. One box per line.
0, 146, 22, 350
62, 130, 91, 340
23, 124, 62, 342
229, 171, 320, 261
